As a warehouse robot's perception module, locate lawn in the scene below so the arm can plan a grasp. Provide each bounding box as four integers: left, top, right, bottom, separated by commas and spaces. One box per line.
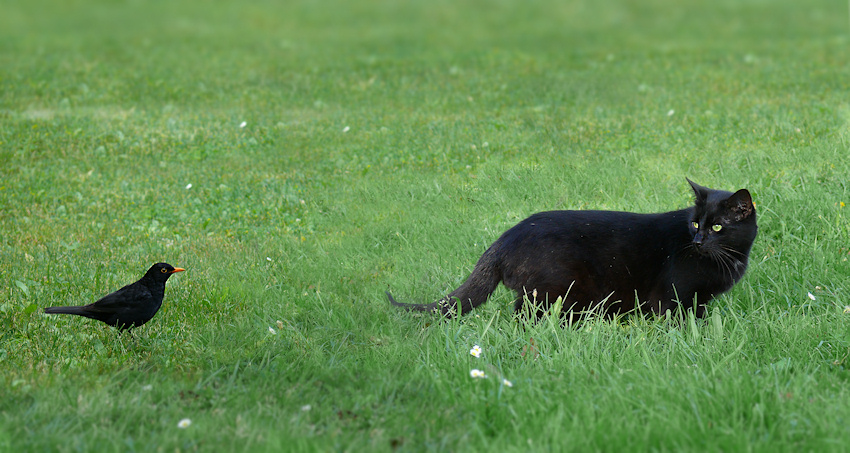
2, 0, 850, 451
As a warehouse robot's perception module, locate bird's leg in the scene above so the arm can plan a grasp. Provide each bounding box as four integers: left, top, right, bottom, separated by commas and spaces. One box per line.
126, 329, 138, 347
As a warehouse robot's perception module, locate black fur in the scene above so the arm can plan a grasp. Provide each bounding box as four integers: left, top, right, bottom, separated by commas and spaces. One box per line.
388, 179, 757, 319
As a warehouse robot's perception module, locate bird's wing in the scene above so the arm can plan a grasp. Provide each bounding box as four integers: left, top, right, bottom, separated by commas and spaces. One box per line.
86, 283, 152, 312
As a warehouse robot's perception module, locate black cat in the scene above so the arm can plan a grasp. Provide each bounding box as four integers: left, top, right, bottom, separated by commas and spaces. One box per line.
387, 179, 757, 319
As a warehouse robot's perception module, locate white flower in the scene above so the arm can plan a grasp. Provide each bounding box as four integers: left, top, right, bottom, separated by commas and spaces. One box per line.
268, 326, 277, 335
667, 109, 675, 116
808, 292, 816, 301
240, 121, 247, 128
142, 384, 153, 391
266, 257, 272, 262
185, 183, 192, 189
469, 345, 482, 358
177, 418, 192, 429
470, 369, 486, 379
502, 379, 513, 387
342, 126, 350, 133
301, 404, 312, 411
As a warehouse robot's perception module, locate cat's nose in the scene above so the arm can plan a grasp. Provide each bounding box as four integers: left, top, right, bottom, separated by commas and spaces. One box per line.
693, 233, 705, 248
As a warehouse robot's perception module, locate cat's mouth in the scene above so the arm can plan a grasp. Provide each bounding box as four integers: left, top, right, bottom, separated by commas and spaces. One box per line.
692, 242, 712, 257
693, 242, 744, 270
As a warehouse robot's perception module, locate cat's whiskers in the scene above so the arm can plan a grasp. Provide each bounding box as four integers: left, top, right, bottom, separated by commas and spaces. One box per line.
681, 242, 700, 256
719, 244, 747, 259
718, 251, 736, 282
707, 246, 741, 283
682, 240, 738, 281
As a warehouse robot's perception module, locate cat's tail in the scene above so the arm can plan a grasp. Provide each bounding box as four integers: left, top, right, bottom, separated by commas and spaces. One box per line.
387, 247, 502, 318
386, 292, 443, 314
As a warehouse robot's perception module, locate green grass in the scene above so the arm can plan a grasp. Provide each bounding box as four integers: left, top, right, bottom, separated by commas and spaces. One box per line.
2, 0, 850, 450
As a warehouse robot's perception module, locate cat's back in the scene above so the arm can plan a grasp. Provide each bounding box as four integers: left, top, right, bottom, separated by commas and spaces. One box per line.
516, 208, 688, 233
493, 208, 691, 253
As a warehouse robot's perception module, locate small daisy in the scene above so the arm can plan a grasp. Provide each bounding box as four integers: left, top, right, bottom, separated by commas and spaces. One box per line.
342, 126, 350, 133
470, 369, 486, 379
185, 183, 192, 189
268, 326, 277, 335
808, 292, 816, 301
469, 345, 482, 358
177, 418, 192, 429
240, 121, 247, 128
502, 379, 513, 387
667, 109, 675, 116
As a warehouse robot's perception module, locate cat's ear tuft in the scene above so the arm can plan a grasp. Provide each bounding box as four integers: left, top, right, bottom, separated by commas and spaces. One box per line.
687, 178, 709, 204
725, 189, 754, 220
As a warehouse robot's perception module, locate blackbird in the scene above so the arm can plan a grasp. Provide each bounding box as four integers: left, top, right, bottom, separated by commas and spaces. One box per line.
44, 263, 185, 331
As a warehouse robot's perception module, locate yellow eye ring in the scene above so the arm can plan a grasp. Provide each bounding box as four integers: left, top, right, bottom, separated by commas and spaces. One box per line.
692, 221, 699, 229
712, 224, 723, 232
161, 268, 168, 273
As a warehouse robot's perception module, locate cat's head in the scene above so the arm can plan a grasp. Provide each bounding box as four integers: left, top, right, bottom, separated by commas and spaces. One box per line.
686, 178, 757, 260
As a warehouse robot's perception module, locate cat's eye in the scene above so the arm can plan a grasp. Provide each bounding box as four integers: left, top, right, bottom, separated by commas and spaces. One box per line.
692, 221, 699, 229
712, 224, 723, 232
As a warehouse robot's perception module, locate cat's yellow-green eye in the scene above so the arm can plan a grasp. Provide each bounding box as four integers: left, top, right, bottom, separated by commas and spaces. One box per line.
692, 221, 699, 229
712, 224, 723, 232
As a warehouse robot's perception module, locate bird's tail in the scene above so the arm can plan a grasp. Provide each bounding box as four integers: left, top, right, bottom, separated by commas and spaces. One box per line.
388, 246, 502, 318
44, 306, 94, 318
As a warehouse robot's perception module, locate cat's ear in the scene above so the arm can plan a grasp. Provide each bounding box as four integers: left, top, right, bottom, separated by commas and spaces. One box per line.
687, 178, 709, 205
724, 189, 754, 221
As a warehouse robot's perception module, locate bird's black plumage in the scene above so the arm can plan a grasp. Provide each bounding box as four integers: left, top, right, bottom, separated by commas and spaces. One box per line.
44, 263, 185, 331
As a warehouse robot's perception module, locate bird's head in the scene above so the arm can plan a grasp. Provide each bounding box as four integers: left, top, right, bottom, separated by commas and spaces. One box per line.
146, 262, 186, 281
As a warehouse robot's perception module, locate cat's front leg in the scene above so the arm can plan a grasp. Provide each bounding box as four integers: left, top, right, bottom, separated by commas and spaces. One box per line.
691, 291, 715, 318
649, 298, 678, 317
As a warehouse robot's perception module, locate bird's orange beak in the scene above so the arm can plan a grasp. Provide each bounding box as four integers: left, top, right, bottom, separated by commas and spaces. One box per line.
171, 267, 186, 273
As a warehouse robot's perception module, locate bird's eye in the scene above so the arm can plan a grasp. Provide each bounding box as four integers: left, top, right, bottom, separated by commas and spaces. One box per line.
692, 221, 699, 229
160, 268, 168, 273
712, 224, 723, 232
